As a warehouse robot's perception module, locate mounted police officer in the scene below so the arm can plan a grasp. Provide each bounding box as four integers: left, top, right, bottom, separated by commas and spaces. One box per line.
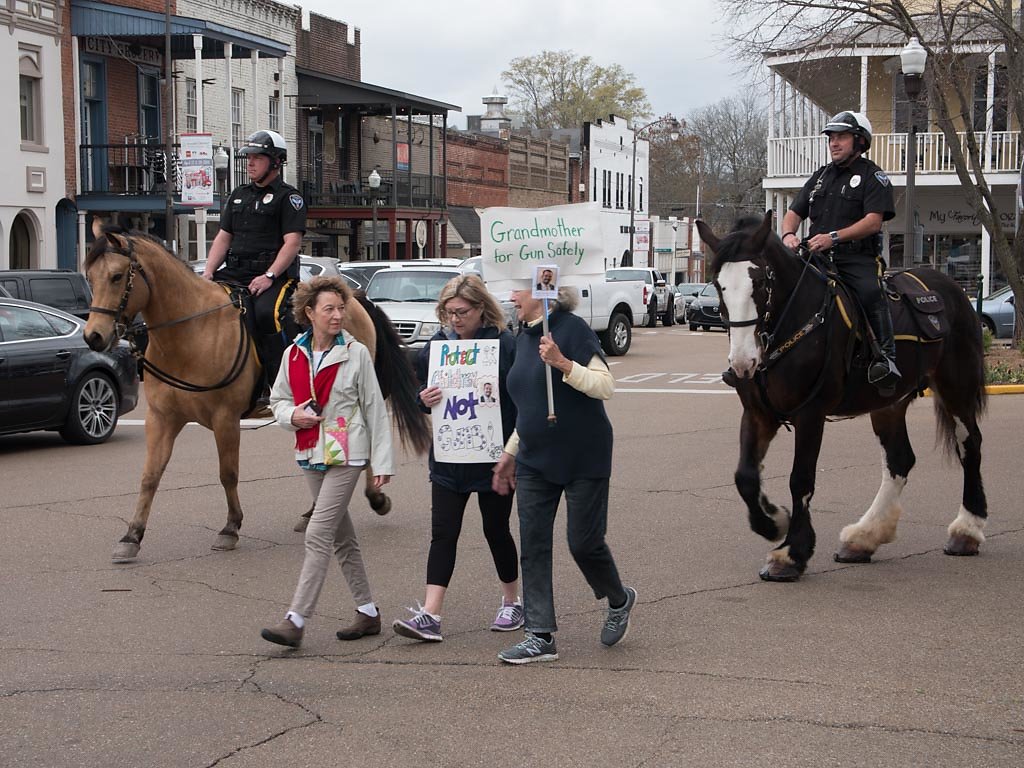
780, 111, 900, 392
204, 129, 306, 395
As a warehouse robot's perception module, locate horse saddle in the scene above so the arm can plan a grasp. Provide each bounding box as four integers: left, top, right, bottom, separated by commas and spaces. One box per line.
884, 271, 948, 342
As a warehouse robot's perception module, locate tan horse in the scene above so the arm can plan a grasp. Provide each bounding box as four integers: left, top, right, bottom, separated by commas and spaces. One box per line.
83, 226, 429, 563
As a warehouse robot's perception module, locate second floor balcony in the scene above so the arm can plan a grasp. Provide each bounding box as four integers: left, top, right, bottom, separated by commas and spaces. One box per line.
767, 130, 1023, 183
299, 167, 446, 210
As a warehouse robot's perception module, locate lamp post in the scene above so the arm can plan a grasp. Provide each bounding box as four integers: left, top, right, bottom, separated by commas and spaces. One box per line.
900, 36, 927, 269
628, 117, 680, 267
214, 146, 229, 199
368, 167, 381, 259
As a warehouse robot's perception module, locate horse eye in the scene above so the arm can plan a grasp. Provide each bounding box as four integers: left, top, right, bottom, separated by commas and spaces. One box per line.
112, 273, 125, 284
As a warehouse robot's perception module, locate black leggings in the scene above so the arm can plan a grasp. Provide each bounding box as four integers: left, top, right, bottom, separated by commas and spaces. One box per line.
426, 483, 519, 588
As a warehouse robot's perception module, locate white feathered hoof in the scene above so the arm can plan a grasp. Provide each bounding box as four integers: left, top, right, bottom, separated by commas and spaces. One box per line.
211, 534, 238, 551
111, 541, 140, 563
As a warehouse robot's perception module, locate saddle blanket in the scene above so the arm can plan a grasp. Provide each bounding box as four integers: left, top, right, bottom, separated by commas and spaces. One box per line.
885, 271, 947, 341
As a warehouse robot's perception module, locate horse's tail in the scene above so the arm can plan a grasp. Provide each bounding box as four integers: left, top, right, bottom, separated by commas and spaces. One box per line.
354, 293, 431, 455
930, 275, 988, 458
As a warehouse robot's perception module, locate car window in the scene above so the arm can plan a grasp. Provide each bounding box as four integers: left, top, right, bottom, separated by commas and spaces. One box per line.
700, 284, 717, 297
44, 313, 78, 335
366, 271, 456, 302
0, 279, 20, 298
0, 305, 64, 341
29, 276, 86, 311
607, 269, 648, 282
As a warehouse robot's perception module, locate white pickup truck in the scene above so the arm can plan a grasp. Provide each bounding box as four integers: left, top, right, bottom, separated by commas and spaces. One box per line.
457, 257, 647, 356
606, 267, 675, 328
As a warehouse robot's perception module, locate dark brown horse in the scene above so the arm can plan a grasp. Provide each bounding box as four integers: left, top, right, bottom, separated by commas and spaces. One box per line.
696, 213, 987, 581
83, 227, 429, 563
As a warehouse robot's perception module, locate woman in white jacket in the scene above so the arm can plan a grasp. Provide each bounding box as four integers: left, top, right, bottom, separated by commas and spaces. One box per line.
261, 276, 394, 648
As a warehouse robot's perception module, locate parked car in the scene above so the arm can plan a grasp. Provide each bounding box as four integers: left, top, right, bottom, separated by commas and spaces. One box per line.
340, 258, 463, 291
978, 284, 1016, 338
607, 267, 674, 327
0, 269, 93, 320
0, 297, 139, 443
674, 282, 706, 322
688, 283, 726, 331
365, 267, 458, 360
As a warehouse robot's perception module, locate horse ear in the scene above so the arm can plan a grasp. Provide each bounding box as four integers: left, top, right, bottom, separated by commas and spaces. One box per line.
695, 219, 720, 253
750, 211, 774, 250
104, 230, 131, 253
90, 216, 109, 240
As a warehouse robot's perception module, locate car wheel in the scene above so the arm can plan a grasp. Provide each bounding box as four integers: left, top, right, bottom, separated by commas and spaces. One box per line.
60, 371, 119, 445
702, 325, 711, 332
689, 322, 698, 331
663, 305, 674, 326
646, 299, 658, 328
981, 316, 996, 336
601, 312, 632, 356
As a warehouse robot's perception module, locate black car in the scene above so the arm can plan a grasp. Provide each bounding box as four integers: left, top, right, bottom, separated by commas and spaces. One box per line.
0, 297, 139, 444
0, 269, 93, 319
687, 283, 726, 331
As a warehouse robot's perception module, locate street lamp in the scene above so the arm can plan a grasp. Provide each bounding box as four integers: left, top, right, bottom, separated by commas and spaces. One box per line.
368, 167, 381, 259
900, 36, 928, 269
213, 146, 229, 198
627, 117, 680, 267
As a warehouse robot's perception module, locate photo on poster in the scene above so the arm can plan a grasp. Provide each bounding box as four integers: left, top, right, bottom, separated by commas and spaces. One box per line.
533, 264, 559, 299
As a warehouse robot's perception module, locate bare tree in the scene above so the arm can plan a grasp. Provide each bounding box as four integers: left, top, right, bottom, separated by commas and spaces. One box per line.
502, 50, 652, 130
650, 92, 768, 233
720, 0, 1024, 342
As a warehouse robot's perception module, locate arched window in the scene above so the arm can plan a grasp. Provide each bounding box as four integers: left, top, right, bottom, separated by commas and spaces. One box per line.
10, 213, 36, 269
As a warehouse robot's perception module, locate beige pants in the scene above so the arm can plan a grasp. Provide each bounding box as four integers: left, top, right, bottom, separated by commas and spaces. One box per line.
289, 464, 372, 619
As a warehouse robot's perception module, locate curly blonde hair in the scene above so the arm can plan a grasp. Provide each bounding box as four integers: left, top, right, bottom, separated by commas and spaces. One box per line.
435, 274, 507, 329
291, 276, 353, 327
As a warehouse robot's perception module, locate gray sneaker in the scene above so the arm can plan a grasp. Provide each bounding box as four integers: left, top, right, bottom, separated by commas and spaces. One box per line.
498, 632, 558, 664
600, 586, 636, 647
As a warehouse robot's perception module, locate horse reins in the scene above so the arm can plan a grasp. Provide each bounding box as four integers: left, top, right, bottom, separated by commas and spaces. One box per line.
90, 237, 253, 392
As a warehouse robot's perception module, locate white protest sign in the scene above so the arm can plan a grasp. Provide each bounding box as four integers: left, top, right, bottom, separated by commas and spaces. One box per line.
480, 203, 609, 293
179, 133, 214, 207
427, 338, 505, 463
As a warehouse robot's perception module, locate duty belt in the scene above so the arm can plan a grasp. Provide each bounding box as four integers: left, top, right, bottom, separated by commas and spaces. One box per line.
226, 251, 275, 272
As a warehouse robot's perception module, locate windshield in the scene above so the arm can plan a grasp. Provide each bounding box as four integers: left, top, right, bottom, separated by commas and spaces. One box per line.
700, 283, 717, 297
366, 270, 456, 302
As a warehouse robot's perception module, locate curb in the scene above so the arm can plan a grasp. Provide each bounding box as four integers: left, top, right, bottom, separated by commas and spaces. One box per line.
923, 384, 1024, 397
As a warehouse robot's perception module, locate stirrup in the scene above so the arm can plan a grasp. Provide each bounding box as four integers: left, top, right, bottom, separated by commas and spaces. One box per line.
867, 357, 900, 391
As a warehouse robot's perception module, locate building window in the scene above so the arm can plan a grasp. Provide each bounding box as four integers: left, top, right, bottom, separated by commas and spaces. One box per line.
185, 79, 197, 133
231, 88, 245, 146
139, 70, 160, 139
592, 168, 597, 201
19, 45, 42, 146
973, 65, 1008, 132
268, 96, 280, 132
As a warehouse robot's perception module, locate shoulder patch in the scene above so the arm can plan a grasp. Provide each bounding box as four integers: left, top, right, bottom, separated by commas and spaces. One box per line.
874, 170, 890, 186
289, 193, 305, 211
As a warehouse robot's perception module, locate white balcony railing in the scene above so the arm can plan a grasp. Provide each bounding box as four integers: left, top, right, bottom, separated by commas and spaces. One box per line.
768, 131, 1022, 180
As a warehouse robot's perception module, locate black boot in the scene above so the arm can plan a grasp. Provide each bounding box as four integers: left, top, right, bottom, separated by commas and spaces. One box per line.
260, 331, 287, 393
866, 304, 901, 393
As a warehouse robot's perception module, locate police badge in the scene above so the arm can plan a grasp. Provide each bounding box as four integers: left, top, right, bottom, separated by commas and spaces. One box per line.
289, 194, 305, 210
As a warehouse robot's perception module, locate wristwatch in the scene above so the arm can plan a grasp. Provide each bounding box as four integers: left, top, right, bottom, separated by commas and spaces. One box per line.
829, 231, 840, 244
264, 270, 276, 280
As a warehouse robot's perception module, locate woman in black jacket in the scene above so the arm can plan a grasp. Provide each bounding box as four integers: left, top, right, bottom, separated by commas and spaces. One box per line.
392, 275, 521, 642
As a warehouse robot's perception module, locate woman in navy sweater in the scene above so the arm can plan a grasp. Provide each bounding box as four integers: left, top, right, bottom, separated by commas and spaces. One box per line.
492, 285, 636, 664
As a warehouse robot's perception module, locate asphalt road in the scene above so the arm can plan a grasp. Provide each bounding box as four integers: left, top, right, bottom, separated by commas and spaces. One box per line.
2, 326, 1022, 767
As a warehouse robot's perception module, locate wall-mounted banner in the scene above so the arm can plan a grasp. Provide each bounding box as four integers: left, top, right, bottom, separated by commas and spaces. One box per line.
427, 338, 504, 463
480, 202, 609, 293
179, 133, 214, 207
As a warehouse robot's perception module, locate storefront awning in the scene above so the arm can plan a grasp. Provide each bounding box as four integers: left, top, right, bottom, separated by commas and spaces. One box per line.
71, 0, 290, 59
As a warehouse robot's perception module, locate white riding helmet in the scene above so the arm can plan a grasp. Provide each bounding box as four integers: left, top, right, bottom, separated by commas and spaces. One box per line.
822, 111, 873, 151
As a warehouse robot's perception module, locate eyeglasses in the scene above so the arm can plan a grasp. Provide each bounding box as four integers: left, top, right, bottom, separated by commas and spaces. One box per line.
445, 306, 477, 319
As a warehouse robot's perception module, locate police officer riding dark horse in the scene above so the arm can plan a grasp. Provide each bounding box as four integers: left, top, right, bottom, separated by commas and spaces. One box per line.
725, 111, 900, 394
204, 129, 306, 403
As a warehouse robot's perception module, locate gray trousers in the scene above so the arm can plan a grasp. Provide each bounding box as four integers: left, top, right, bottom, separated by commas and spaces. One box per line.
288, 464, 372, 619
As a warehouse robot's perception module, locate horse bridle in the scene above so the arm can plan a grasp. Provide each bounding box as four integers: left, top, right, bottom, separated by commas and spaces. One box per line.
88, 236, 253, 392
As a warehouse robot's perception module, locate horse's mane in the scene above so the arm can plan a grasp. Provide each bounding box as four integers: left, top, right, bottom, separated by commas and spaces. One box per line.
85, 226, 198, 280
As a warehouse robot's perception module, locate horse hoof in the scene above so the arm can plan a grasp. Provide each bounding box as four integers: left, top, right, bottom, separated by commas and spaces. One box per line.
211, 535, 238, 551
111, 541, 140, 563
292, 516, 310, 533
371, 496, 391, 516
943, 534, 980, 556
834, 546, 873, 564
758, 562, 802, 582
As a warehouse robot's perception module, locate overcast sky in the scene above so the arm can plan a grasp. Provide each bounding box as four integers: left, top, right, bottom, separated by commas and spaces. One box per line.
304, 0, 757, 128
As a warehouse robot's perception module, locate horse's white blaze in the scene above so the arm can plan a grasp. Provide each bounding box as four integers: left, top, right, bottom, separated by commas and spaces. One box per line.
718, 261, 760, 377
948, 506, 986, 543
840, 457, 906, 552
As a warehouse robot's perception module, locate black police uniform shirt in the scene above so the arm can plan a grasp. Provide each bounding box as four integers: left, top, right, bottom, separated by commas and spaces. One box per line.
220, 175, 307, 278
790, 156, 895, 253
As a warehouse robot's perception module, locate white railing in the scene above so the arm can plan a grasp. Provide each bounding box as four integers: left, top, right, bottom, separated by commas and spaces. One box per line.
768, 131, 1022, 179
